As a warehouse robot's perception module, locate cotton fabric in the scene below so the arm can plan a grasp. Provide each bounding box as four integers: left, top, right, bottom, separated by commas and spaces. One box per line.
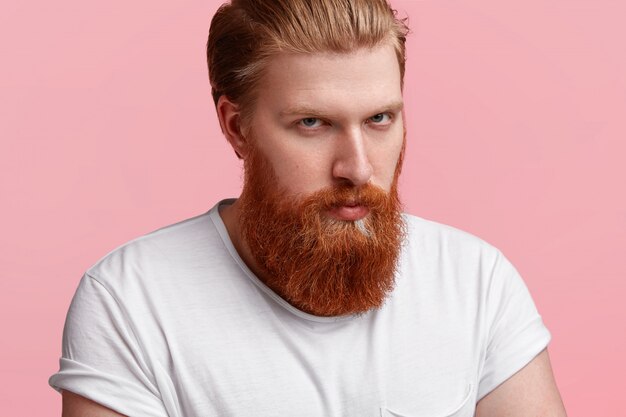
50, 199, 550, 417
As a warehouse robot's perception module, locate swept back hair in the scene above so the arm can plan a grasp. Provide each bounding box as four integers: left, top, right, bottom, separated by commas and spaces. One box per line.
206, 0, 409, 126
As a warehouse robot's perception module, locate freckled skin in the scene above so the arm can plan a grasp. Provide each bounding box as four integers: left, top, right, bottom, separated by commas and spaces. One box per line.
245, 43, 405, 198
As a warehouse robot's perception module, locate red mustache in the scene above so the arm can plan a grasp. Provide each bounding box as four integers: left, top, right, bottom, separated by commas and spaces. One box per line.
299, 183, 392, 213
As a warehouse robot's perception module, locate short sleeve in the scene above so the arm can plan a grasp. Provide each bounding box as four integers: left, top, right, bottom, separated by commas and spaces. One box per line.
49, 273, 169, 417
477, 251, 552, 400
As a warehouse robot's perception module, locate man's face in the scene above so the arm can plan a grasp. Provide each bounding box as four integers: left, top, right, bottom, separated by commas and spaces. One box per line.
245, 42, 405, 215
234, 44, 406, 317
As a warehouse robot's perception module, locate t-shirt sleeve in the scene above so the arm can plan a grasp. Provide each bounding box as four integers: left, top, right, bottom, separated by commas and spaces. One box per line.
476, 250, 552, 400
49, 273, 169, 417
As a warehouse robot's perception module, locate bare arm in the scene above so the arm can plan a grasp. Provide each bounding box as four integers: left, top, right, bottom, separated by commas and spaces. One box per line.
476, 349, 567, 416
62, 390, 126, 417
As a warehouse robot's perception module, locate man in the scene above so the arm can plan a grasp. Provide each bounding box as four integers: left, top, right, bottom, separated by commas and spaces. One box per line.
51, 0, 567, 415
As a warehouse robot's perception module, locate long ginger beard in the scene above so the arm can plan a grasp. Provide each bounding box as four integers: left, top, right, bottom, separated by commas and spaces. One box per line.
238, 145, 406, 317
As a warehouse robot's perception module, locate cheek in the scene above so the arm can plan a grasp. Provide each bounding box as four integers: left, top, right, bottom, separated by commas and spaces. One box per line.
266, 153, 328, 195
374, 139, 405, 187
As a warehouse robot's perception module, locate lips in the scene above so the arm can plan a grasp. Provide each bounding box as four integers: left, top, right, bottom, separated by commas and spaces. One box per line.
327, 203, 370, 221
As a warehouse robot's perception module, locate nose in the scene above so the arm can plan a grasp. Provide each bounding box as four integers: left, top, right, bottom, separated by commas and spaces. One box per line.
331, 127, 373, 187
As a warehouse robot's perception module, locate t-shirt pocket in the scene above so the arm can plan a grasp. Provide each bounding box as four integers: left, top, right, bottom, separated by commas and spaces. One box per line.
380, 383, 474, 417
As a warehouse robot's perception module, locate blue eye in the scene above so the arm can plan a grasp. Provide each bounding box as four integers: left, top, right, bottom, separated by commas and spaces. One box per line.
369, 113, 390, 124
300, 118, 322, 128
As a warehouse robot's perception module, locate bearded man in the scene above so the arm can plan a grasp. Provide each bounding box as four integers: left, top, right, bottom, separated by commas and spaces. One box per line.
50, 0, 567, 416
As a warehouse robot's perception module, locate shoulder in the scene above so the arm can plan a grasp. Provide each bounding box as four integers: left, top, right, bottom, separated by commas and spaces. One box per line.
396, 213, 521, 307
401, 213, 503, 265
398, 213, 534, 314
85, 209, 224, 292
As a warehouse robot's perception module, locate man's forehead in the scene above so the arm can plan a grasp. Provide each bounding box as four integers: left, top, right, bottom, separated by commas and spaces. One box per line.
260, 45, 400, 83
255, 45, 403, 118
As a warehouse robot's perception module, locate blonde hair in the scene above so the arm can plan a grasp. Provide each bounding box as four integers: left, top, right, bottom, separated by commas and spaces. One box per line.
206, 0, 409, 125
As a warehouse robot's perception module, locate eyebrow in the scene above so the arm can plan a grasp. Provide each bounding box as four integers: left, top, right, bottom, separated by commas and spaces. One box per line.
279, 100, 404, 118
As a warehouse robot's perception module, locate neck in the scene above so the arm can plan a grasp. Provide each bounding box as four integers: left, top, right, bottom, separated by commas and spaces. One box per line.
219, 198, 324, 315
219, 199, 271, 287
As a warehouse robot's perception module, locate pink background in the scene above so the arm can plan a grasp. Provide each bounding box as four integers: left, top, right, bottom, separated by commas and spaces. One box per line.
1, 0, 624, 414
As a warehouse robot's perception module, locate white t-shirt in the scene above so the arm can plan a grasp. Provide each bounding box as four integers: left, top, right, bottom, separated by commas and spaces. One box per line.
49, 199, 550, 417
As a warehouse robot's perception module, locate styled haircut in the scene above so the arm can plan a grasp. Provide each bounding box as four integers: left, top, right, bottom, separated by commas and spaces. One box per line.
206, 0, 409, 127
